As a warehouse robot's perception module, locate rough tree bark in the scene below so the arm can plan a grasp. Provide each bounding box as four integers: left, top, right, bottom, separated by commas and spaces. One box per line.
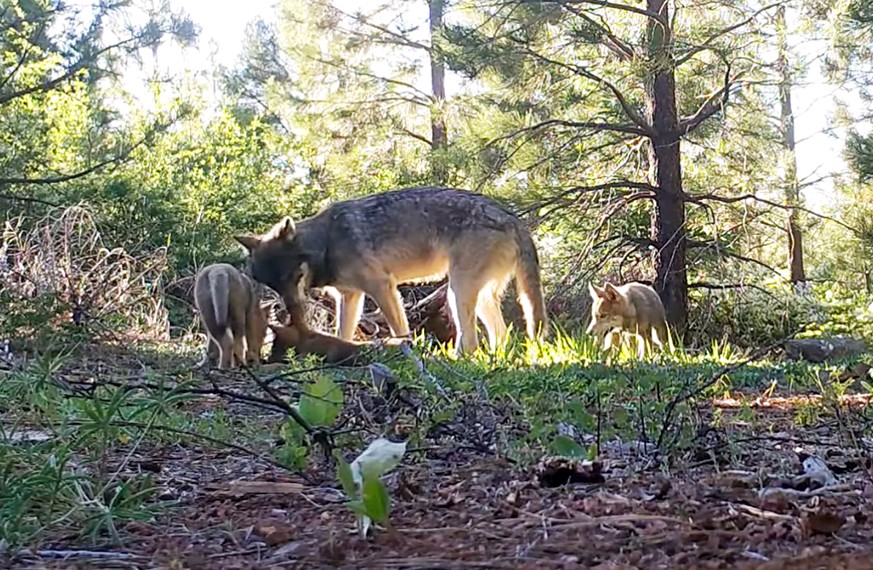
646, 0, 688, 333
428, 0, 448, 183
775, 5, 806, 284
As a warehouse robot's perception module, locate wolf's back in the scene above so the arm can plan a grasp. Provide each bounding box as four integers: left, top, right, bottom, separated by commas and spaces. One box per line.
628, 284, 666, 323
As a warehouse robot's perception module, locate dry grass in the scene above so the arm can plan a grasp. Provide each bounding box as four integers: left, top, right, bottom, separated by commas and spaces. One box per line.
0, 205, 169, 341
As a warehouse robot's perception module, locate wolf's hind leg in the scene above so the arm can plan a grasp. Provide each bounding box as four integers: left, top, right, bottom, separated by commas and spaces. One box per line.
216, 330, 234, 369
447, 270, 483, 355
476, 285, 508, 351
197, 336, 219, 368
652, 323, 670, 352
244, 305, 267, 366
229, 303, 248, 367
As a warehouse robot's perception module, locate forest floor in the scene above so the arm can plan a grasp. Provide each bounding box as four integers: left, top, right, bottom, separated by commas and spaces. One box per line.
2, 338, 873, 570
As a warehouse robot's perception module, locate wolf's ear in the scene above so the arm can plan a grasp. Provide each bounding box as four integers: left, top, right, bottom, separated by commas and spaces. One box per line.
588, 283, 605, 299
265, 216, 296, 241
235, 235, 261, 252
603, 282, 620, 301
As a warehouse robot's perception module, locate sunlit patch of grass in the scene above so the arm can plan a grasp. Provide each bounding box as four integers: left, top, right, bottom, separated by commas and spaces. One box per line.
400, 326, 873, 463
712, 393, 873, 409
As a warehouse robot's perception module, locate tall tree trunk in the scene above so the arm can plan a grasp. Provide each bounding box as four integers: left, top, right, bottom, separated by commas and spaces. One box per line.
776, 5, 806, 284
646, 0, 687, 333
428, 0, 448, 183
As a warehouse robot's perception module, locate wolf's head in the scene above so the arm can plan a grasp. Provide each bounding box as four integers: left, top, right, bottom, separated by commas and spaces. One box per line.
586, 282, 627, 336
235, 217, 310, 322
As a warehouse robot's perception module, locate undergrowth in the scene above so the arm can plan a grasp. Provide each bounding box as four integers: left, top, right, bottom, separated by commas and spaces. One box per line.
1, 329, 869, 550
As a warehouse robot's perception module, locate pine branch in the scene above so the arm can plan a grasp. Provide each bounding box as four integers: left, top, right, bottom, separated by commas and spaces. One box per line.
0, 35, 144, 106
560, 4, 635, 61
522, 181, 658, 215
525, 0, 669, 24
0, 117, 179, 188
491, 118, 648, 146
674, 2, 785, 67
512, 41, 653, 133
677, 62, 739, 135
685, 191, 861, 235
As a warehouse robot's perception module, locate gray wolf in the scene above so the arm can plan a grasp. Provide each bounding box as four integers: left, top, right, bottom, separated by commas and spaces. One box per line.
193, 263, 268, 369
235, 187, 549, 354
587, 282, 669, 357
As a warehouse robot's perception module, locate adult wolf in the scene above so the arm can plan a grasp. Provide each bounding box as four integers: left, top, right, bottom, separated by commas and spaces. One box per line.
235, 187, 549, 354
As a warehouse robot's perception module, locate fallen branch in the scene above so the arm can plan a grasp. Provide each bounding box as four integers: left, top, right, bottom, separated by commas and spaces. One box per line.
16, 549, 142, 561
57, 419, 297, 473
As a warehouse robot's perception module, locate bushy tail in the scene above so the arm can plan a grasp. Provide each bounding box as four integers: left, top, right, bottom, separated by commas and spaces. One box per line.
210, 270, 230, 333
208, 271, 234, 357
514, 226, 550, 339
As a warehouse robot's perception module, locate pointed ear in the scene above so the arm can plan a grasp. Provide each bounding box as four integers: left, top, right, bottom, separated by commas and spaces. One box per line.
235, 235, 261, 252
603, 282, 619, 301
588, 283, 605, 299
265, 216, 296, 241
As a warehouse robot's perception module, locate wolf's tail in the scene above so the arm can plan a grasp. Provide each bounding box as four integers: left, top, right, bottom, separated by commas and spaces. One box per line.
210, 270, 233, 344
514, 226, 550, 339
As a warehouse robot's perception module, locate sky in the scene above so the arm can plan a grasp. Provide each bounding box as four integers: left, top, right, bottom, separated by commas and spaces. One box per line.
135, 0, 850, 211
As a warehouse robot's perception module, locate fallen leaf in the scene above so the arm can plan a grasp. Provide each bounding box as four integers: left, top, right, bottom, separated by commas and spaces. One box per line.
270, 540, 304, 559
801, 455, 837, 489
535, 456, 604, 488
256, 520, 296, 546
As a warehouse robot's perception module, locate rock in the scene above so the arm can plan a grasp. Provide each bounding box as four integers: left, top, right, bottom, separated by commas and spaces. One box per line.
783, 338, 868, 363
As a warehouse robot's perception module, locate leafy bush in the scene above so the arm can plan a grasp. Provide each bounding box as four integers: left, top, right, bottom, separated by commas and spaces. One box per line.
687, 284, 827, 348
802, 283, 873, 342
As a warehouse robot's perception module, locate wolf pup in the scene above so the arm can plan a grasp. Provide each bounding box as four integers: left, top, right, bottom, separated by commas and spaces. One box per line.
235, 187, 549, 355
587, 282, 669, 357
194, 263, 268, 369
268, 322, 367, 365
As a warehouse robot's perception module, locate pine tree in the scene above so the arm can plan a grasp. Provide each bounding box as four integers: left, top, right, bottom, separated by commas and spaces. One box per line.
225, 0, 456, 195
775, 5, 806, 284
441, 0, 785, 332
0, 0, 195, 206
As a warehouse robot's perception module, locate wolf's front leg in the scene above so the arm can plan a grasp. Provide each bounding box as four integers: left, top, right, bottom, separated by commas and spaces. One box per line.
635, 332, 647, 359
603, 329, 620, 351
336, 290, 365, 340
367, 282, 411, 338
